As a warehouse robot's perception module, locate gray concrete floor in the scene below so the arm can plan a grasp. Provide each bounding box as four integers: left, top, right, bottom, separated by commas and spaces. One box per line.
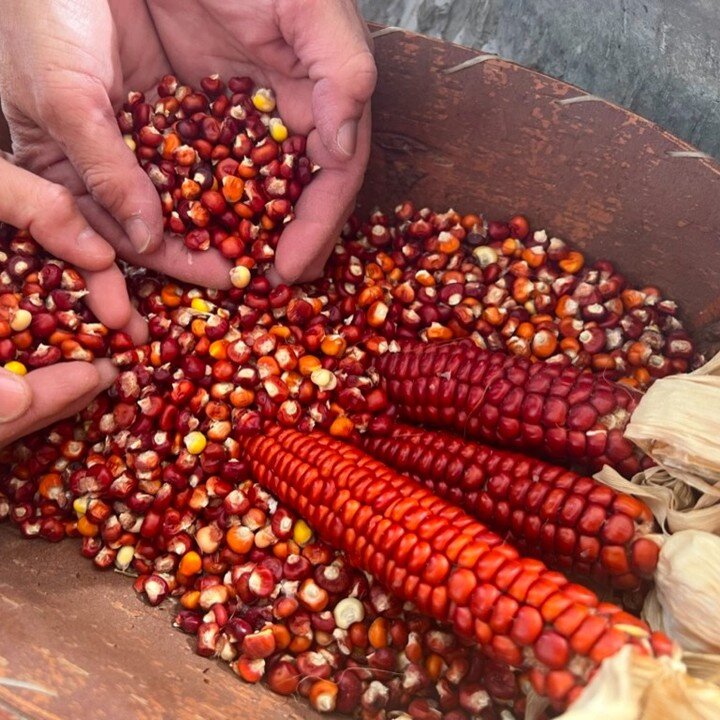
360, 0, 720, 160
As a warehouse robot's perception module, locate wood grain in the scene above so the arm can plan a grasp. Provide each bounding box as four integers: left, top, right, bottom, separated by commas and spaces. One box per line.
2, 24, 720, 720
0, 525, 325, 720
359, 26, 720, 350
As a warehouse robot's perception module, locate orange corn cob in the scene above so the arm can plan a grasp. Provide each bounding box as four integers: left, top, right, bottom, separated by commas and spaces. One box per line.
362, 422, 659, 590
241, 426, 675, 710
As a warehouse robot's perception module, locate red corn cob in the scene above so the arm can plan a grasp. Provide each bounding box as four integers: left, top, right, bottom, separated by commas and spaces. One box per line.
375, 340, 645, 476
361, 422, 659, 590
241, 426, 675, 710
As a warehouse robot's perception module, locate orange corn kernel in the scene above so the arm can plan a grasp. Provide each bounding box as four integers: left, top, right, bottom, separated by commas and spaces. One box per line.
329, 415, 354, 438
558, 251, 585, 274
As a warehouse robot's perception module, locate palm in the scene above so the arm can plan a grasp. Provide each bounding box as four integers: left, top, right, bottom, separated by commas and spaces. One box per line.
148, 0, 375, 283
149, 2, 311, 128
2, 0, 373, 287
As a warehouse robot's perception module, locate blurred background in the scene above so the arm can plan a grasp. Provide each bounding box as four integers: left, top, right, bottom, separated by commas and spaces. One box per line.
360, 0, 720, 160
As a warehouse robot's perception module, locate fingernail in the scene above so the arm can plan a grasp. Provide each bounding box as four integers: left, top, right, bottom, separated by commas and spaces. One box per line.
0, 372, 30, 422
126, 217, 153, 254
337, 120, 358, 157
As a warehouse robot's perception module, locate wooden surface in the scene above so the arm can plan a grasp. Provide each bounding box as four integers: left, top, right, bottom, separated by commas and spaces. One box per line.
0, 525, 323, 720
2, 23, 720, 720
359, 26, 720, 351
360, 0, 720, 162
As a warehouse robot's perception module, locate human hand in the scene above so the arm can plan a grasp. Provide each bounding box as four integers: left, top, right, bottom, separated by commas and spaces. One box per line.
0, 0, 232, 289
0, 155, 130, 447
147, 0, 377, 283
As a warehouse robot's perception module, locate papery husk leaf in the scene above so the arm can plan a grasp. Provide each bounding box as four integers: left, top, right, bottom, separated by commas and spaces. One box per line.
682, 652, 720, 683
594, 466, 720, 534
625, 352, 720, 485
641, 530, 720, 653
557, 647, 720, 720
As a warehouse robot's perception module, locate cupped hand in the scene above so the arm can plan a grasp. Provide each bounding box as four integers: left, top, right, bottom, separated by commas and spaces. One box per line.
0, 0, 375, 286
0, 0, 232, 289
147, 0, 377, 283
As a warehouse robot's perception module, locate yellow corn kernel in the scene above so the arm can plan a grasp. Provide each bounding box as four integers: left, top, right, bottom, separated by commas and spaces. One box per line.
73, 497, 89, 517
229, 265, 252, 289
123, 134, 136, 152
9, 309, 32, 332
269, 118, 288, 143
252, 87, 276, 113
298, 355, 322, 376
269, 324, 292, 340
310, 368, 337, 391
221, 175, 244, 204
180, 590, 201, 610
293, 519, 313, 546
414, 269, 435, 287
320, 334, 347, 358
115, 545, 135, 571
191, 298, 212, 313
329, 415, 355, 438
183, 431, 207, 455
3, 361, 27, 376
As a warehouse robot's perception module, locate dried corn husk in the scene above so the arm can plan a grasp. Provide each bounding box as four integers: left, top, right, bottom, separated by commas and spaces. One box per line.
641, 531, 720, 653
594, 466, 720, 533
625, 351, 720, 485
556, 646, 720, 720
596, 466, 720, 653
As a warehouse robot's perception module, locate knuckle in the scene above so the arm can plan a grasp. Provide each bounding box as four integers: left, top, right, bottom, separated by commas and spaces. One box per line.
83, 163, 152, 219
337, 51, 378, 100
355, 59, 378, 98
83, 167, 124, 214
36, 72, 114, 136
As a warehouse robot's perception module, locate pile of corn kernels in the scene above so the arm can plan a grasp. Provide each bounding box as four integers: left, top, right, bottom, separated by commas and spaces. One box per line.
0, 75, 701, 720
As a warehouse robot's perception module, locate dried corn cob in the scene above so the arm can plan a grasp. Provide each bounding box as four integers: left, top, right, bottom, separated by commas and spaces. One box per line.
241, 426, 675, 710
362, 422, 659, 590
376, 340, 644, 475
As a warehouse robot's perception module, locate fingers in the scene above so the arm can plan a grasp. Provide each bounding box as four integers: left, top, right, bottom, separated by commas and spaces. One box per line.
271, 75, 315, 135
0, 360, 117, 448
38, 73, 164, 255
0, 155, 141, 335
272, 103, 371, 284
0, 157, 115, 271
116, 233, 233, 290
77, 193, 233, 289
122, 308, 151, 345
81, 264, 134, 329
82, 266, 149, 343
277, 0, 377, 159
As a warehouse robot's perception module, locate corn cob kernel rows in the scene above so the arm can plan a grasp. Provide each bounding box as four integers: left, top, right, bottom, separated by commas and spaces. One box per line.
361, 423, 660, 590
376, 340, 645, 476
241, 426, 675, 710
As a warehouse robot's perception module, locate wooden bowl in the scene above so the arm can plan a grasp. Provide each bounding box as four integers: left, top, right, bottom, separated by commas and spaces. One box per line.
2, 24, 720, 719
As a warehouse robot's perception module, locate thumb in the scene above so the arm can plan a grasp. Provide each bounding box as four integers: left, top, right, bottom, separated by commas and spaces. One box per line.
0, 368, 32, 422
278, 0, 377, 158
40, 75, 163, 254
